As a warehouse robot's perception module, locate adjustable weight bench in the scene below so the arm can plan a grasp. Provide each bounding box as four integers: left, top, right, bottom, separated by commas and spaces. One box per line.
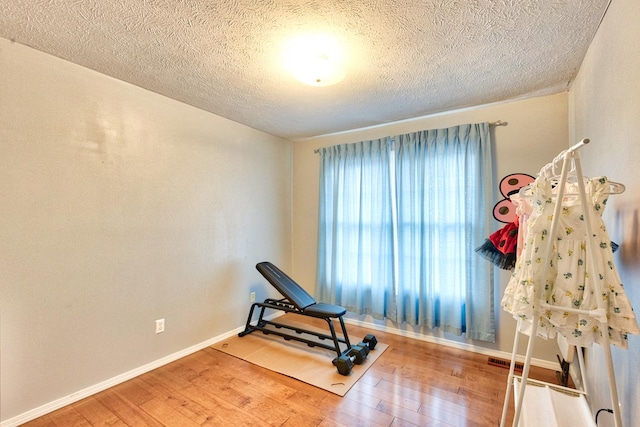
238, 262, 377, 375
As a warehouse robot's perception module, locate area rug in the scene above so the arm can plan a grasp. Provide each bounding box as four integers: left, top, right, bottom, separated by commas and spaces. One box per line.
211, 317, 388, 396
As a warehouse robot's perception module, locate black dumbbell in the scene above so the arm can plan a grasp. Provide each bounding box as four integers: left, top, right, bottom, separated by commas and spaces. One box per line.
346, 345, 368, 364
332, 335, 378, 376
333, 344, 368, 375
332, 354, 354, 375
362, 334, 377, 350
353, 341, 371, 357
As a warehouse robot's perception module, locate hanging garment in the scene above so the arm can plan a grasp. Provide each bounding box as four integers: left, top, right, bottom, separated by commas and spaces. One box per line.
501, 176, 639, 348
475, 220, 519, 270
511, 192, 533, 258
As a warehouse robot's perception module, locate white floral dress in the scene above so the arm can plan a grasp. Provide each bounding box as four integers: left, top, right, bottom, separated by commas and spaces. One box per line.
502, 176, 639, 348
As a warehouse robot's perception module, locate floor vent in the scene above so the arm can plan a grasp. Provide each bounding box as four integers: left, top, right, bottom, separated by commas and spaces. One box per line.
488, 357, 523, 372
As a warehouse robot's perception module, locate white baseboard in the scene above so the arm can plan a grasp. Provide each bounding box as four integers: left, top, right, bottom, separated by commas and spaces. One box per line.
342, 317, 560, 371
3, 311, 557, 426
1, 313, 284, 427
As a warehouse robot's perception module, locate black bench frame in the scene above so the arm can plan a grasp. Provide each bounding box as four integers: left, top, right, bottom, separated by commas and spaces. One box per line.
239, 262, 353, 359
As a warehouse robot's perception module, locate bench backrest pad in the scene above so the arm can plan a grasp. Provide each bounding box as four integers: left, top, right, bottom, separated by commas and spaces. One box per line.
256, 262, 316, 310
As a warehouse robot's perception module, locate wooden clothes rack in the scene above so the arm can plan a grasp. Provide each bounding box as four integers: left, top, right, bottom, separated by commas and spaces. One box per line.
499, 139, 624, 427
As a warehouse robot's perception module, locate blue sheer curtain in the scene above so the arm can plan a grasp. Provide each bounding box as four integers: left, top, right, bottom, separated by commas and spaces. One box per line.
393, 124, 494, 341
316, 123, 495, 341
316, 139, 395, 317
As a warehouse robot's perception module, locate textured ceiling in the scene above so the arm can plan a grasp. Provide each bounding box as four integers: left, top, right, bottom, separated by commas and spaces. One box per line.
0, 0, 609, 140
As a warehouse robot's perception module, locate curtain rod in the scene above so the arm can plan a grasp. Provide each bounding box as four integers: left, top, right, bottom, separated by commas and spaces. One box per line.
313, 120, 507, 153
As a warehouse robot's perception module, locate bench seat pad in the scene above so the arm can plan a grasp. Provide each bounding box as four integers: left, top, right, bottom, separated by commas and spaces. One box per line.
303, 303, 347, 318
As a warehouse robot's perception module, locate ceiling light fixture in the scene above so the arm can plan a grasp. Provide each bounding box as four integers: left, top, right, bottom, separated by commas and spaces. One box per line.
283, 34, 345, 87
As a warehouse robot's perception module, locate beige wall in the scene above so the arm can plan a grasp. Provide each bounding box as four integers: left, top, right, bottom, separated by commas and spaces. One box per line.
569, 0, 640, 425
292, 93, 569, 362
0, 39, 292, 423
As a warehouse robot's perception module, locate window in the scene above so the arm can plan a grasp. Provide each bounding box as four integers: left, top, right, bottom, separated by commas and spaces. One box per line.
315, 123, 495, 341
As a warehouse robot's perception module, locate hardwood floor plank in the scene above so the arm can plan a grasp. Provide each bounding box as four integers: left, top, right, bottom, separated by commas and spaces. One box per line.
373, 374, 506, 425
19, 415, 56, 427
279, 412, 327, 427
22, 317, 564, 426
191, 367, 310, 426
333, 394, 395, 426
71, 396, 128, 427
415, 402, 484, 427
196, 357, 329, 425
142, 368, 271, 426
95, 389, 165, 427
316, 418, 349, 427
137, 374, 218, 425
47, 405, 93, 427
358, 371, 383, 386
178, 383, 270, 426
138, 398, 201, 427
282, 390, 343, 424
350, 378, 422, 412
287, 391, 390, 427
417, 399, 496, 427
109, 377, 157, 407
389, 417, 421, 427
162, 365, 272, 427
341, 386, 384, 411
376, 399, 456, 427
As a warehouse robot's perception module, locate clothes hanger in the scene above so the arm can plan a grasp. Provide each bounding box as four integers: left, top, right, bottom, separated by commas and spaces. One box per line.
607, 181, 625, 194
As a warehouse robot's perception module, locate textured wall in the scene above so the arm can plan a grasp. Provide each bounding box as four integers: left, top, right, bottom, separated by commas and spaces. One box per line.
0, 38, 292, 423
569, 0, 640, 425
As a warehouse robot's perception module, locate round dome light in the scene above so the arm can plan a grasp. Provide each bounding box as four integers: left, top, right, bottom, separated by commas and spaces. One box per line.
283, 34, 345, 86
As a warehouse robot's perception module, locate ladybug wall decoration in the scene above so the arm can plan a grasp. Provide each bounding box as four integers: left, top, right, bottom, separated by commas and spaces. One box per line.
493, 173, 535, 223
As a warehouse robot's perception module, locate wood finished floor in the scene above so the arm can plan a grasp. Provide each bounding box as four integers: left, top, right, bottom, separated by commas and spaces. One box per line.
23, 319, 560, 426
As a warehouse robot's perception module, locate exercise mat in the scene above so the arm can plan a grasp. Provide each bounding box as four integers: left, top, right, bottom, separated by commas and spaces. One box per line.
211, 316, 387, 396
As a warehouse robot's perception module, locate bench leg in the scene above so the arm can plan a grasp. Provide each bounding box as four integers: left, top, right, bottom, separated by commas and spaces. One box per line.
338, 316, 352, 349
238, 302, 269, 337
321, 315, 353, 359
238, 303, 258, 337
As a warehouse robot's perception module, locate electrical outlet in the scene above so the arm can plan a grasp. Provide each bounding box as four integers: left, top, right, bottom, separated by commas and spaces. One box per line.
155, 318, 165, 334
250, 292, 256, 303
